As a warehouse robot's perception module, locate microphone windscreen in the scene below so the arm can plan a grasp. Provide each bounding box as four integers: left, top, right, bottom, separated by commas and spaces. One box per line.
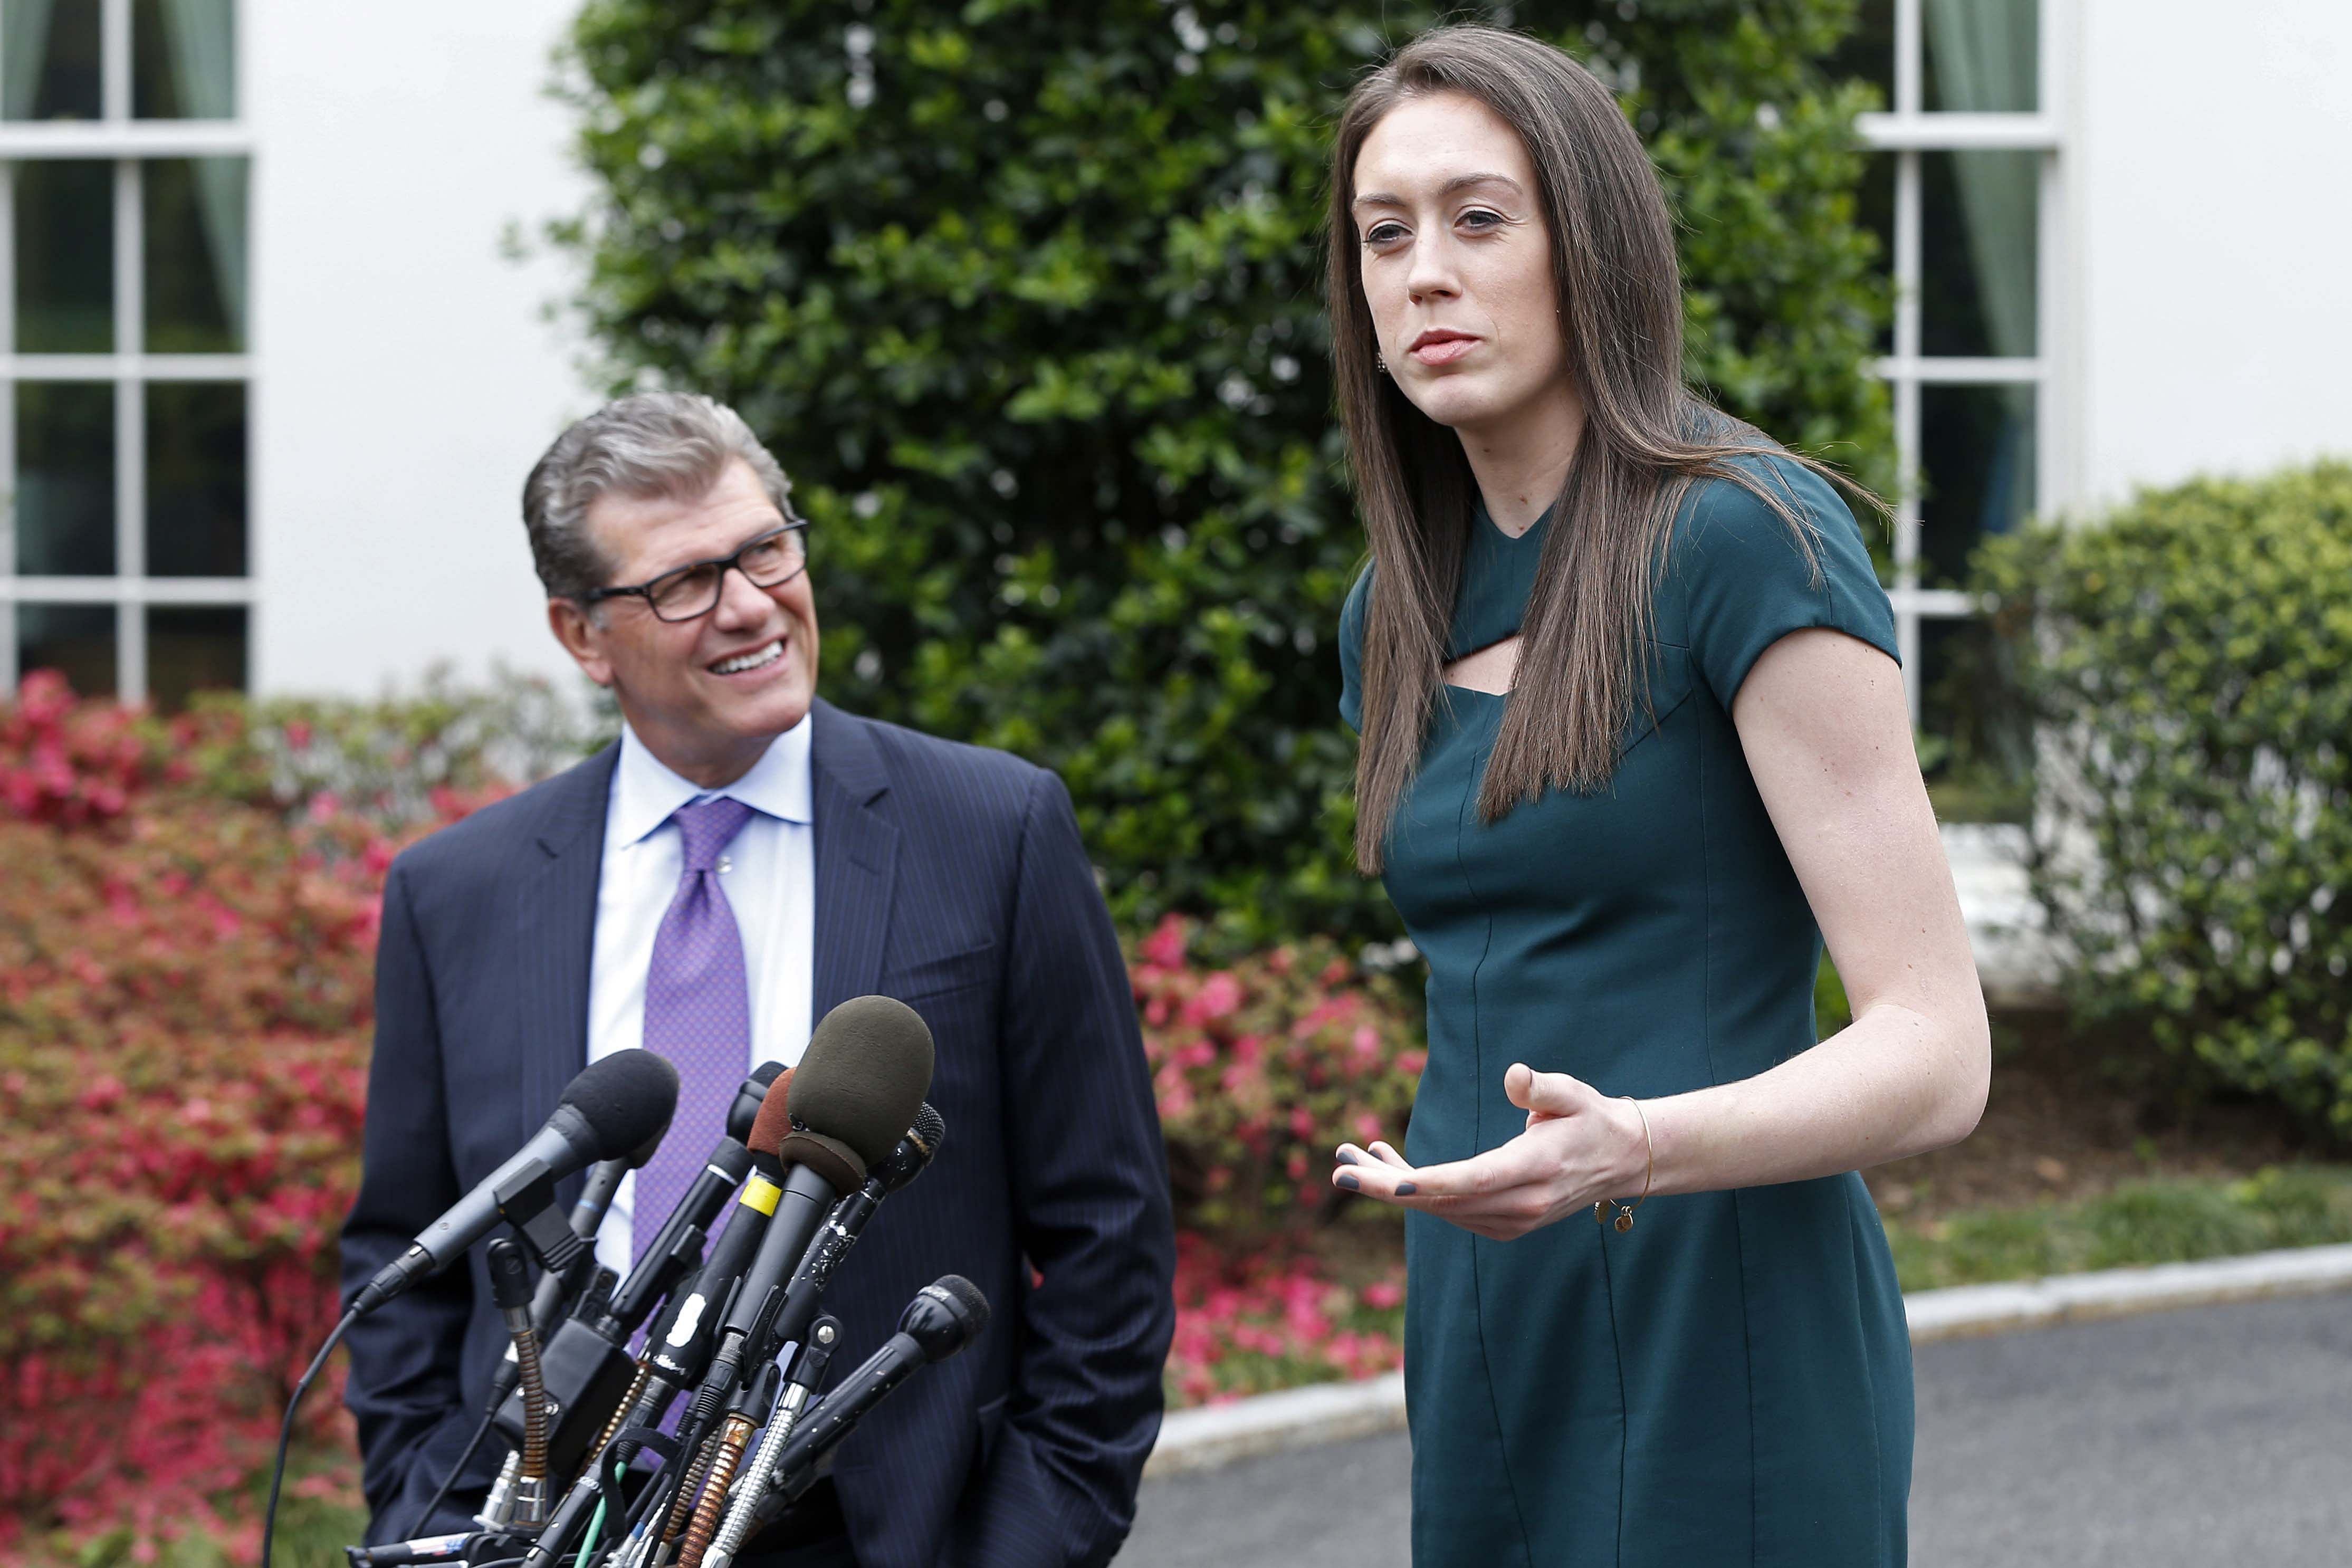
897, 1273, 990, 1360
789, 998, 936, 1168
728, 1060, 789, 1144
745, 1067, 797, 1159
558, 1050, 680, 1160
934, 1272, 988, 1332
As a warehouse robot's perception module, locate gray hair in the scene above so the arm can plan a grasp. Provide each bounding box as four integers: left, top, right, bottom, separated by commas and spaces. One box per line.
522, 391, 796, 600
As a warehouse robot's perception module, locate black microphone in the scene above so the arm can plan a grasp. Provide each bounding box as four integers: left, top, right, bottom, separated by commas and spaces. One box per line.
600, 1060, 783, 1338
637, 1083, 799, 1394
766, 1276, 989, 1503
723, 1001, 936, 1352
520, 1079, 802, 1497
517, 1128, 638, 1332
672, 1000, 935, 1452
351, 1051, 679, 1317
755, 1103, 945, 1369
730, 1060, 790, 1141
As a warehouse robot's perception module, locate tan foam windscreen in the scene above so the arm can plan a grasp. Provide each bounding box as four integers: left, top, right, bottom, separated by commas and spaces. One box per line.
788, 996, 936, 1167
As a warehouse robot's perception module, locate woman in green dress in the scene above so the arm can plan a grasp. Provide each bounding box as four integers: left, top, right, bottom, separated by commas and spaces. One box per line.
1323, 27, 1990, 1568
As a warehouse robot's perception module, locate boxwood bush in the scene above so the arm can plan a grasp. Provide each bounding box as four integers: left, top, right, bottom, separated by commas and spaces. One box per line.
1977, 462, 2352, 1133
552, 0, 1893, 948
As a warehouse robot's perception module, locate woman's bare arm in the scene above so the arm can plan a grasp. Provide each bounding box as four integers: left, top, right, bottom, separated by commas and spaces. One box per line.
1332, 626, 1990, 1239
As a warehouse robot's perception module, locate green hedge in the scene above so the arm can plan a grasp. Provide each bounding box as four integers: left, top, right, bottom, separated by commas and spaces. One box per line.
553, 0, 1891, 947
1978, 462, 2352, 1133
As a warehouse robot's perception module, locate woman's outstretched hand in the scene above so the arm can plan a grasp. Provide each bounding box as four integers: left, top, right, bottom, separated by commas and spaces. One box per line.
1332, 1063, 1649, 1240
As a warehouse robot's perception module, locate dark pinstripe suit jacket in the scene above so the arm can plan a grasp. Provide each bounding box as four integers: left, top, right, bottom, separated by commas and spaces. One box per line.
338, 699, 1177, 1567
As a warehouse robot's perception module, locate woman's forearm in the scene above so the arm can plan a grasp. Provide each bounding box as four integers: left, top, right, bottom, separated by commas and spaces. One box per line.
1636, 999, 1990, 1198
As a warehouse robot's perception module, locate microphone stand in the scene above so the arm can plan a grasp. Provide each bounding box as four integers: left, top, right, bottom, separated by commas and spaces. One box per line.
700, 1318, 841, 1568
486, 1239, 554, 1526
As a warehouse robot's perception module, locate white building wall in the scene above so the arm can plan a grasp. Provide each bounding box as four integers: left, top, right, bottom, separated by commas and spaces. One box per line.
2070, 0, 2352, 511
232, 1, 2352, 694
247, 0, 594, 695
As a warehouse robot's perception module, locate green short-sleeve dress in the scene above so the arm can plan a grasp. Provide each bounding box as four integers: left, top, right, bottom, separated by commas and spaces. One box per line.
1338, 453, 1913, 1568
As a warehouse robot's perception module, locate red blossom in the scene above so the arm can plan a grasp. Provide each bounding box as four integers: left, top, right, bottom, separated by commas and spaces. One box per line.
3, 683, 1433, 1556
1133, 916, 1424, 1233
1164, 1232, 1406, 1408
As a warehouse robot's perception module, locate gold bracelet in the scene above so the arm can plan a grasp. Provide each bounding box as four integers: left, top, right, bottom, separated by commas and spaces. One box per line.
1593, 1096, 1654, 1234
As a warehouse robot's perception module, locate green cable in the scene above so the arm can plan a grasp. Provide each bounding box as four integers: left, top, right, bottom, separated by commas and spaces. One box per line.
576, 1494, 609, 1565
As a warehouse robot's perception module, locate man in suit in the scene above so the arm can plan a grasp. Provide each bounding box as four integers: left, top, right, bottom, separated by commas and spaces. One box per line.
338, 392, 1176, 1568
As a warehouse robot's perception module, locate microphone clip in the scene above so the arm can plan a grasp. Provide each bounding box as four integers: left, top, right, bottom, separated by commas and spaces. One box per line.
493, 1160, 587, 1277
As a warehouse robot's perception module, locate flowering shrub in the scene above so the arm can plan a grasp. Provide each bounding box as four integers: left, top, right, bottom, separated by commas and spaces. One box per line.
1164, 1231, 1406, 1408
0, 672, 251, 826
1133, 915, 1426, 1231
0, 677, 494, 1565
0, 683, 1429, 1560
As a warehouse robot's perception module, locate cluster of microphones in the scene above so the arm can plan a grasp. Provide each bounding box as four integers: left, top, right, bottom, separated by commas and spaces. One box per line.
261, 996, 982, 1568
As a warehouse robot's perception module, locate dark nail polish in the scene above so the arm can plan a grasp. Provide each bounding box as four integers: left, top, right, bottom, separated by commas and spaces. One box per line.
1336, 1172, 1361, 1191
1336, 1149, 1360, 1165
1395, 1181, 1418, 1196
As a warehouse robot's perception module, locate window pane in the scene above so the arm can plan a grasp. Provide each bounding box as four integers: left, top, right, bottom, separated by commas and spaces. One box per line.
1921, 149, 2037, 359
1920, 381, 2034, 589
148, 603, 244, 706
2, 0, 101, 120
13, 158, 114, 351
145, 380, 245, 575
15, 601, 115, 695
1826, 0, 1895, 111
15, 381, 116, 575
1919, 614, 2031, 824
144, 157, 247, 351
1924, 0, 2038, 114
1859, 151, 1894, 356
132, 0, 235, 119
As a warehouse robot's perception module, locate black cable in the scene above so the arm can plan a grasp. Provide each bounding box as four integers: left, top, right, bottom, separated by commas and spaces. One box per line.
399, 1404, 499, 1543
261, 1306, 358, 1568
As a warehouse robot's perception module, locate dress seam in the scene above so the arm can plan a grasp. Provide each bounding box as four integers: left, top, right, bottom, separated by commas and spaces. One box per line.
1599, 1212, 1629, 1567
1457, 713, 1536, 1568
1852, 1188, 1889, 1563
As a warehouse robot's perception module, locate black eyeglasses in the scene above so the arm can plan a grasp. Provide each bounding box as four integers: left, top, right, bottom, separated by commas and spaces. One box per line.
579, 520, 809, 622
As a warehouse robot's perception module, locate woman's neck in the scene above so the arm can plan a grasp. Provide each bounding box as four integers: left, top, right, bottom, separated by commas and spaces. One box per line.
1456, 383, 1588, 538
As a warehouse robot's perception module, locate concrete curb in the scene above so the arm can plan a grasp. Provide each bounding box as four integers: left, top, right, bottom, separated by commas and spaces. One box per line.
1147, 1371, 1407, 1478
1143, 1241, 2352, 1478
1900, 1238, 2352, 1343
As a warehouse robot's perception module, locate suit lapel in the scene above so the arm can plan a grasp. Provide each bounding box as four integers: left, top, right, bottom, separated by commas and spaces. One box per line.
810, 699, 898, 1019
513, 743, 620, 1131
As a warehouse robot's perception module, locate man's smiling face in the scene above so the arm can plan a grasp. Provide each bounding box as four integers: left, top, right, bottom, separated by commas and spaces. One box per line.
548, 457, 819, 787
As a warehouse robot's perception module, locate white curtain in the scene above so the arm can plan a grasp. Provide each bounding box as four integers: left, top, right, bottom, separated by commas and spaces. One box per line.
160, 0, 244, 345
1925, 0, 2038, 533
3, 0, 60, 119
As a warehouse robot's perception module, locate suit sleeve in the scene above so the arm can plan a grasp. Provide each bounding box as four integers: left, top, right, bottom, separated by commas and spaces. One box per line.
987, 769, 1178, 1567
337, 855, 483, 1540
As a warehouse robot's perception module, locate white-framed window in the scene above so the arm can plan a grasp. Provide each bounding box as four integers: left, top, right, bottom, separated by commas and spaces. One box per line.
1846, 0, 2058, 820
0, 0, 248, 706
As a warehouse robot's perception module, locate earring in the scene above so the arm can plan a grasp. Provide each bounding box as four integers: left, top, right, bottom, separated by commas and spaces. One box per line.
1374, 351, 1390, 375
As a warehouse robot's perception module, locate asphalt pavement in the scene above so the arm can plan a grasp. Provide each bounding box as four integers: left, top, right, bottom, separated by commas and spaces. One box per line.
1116, 1289, 2352, 1566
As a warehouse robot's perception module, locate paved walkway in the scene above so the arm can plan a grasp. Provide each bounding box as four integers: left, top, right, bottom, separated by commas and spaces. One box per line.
1117, 1289, 2352, 1566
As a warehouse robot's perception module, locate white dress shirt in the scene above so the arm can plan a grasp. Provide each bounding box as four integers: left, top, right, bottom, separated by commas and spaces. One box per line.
586, 716, 815, 1279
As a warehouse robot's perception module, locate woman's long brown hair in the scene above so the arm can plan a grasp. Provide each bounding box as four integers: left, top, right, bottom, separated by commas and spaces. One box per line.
1333, 25, 1876, 872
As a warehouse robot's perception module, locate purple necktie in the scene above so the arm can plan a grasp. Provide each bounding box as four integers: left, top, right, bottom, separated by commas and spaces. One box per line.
633, 795, 758, 1266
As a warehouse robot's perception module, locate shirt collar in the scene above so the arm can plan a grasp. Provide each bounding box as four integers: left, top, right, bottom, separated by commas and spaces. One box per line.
608, 713, 814, 849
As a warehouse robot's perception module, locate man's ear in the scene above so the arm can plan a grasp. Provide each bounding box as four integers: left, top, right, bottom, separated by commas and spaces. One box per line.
547, 598, 616, 688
